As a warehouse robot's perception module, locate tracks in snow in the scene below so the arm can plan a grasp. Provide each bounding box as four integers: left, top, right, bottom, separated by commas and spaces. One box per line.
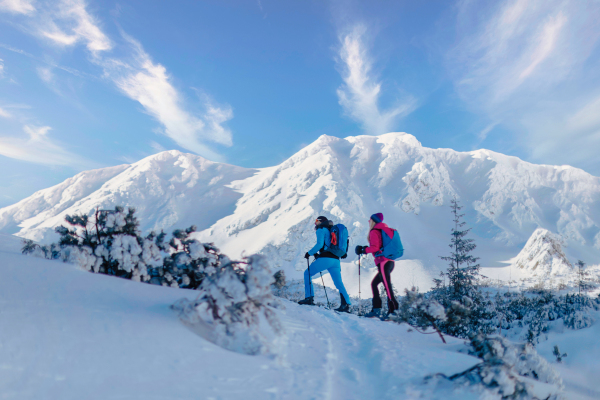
279, 304, 400, 399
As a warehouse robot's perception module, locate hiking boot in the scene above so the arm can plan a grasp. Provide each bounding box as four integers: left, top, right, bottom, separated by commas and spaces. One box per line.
335, 303, 350, 313
380, 311, 394, 322
334, 294, 351, 313
364, 308, 381, 318
298, 296, 315, 306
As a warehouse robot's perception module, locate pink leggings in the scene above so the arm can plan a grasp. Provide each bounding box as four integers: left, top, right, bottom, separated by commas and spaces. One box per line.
371, 261, 399, 312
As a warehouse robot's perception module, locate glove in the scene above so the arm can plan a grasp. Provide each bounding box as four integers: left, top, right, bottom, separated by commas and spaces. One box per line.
341, 253, 347, 259
355, 245, 366, 255
304, 252, 310, 259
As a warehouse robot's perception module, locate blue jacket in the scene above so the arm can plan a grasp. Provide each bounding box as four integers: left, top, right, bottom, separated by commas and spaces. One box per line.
308, 227, 328, 256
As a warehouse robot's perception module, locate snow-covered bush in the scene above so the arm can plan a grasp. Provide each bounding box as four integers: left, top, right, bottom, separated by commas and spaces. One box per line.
420, 200, 597, 343
21, 206, 239, 291
171, 254, 283, 355
429, 335, 564, 399
392, 287, 447, 343
490, 291, 598, 344
22, 207, 160, 281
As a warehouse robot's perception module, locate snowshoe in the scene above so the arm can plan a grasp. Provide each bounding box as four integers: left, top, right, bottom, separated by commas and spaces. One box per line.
363, 308, 381, 318
298, 296, 315, 306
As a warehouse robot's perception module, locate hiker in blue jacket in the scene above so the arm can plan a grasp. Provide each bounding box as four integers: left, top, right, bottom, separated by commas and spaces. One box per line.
298, 216, 352, 312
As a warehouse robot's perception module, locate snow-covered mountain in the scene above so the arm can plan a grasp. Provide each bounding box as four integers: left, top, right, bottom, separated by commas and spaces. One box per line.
513, 228, 573, 277
2, 132, 599, 292
0, 151, 255, 242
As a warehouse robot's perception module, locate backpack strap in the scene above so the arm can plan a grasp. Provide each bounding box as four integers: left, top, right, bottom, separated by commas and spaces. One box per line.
374, 228, 394, 257
369, 228, 382, 257
318, 226, 331, 253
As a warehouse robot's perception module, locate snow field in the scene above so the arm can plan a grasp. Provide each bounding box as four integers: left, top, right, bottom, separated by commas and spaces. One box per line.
0, 236, 478, 399
2, 233, 599, 399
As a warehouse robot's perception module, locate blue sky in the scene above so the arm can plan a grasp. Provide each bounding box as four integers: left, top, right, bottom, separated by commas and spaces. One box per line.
1, 0, 600, 207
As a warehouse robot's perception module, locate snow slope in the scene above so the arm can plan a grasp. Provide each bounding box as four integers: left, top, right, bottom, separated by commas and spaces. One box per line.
0, 236, 480, 400
2, 236, 598, 399
2, 133, 600, 294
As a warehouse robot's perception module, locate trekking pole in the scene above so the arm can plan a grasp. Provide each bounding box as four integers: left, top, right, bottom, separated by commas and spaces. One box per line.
319, 271, 331, 308
307, 257, 313, 297
358, 255, 362, 314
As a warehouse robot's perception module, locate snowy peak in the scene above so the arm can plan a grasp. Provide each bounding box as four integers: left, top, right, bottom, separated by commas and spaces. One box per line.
513, 228, 573, 276
0, 164, 130, 234
0, 151, 255, 242
1, 131, 600, 291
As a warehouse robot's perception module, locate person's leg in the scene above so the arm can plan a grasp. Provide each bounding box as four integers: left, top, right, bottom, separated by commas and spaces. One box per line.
371, 272, 383, 309
381, 261, 399, 313
303, 268, 313, 298
303, 258, 329, 298
327, 267, 352, 305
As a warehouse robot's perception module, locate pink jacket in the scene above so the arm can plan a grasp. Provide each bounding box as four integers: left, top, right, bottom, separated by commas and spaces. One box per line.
364, 222, 395, 266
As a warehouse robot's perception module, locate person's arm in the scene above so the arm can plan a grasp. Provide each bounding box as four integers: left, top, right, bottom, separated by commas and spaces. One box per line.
308, 228, 325, 256
364, 229, 382, 254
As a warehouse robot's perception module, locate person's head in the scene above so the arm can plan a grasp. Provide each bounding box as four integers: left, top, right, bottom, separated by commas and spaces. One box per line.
369, 213, 384, 230
315, 216, 329, 229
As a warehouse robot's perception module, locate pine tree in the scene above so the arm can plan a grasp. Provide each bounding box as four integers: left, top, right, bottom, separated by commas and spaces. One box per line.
576, 260, 590, 296
440, 198, 481, 299
433, 198, 493, 338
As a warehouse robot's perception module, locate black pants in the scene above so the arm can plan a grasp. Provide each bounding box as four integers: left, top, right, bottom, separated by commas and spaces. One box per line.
371, 261, 399, 313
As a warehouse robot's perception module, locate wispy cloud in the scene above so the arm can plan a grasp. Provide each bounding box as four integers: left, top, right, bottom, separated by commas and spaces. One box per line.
0, 125, 94, 168
450, 0, 580, 107
103, 34, 233, 161
336, 25, 416, 135
477, 122, 499, 142
36, 66, 54, 83
0, 58, 4, 78
150, 140, 166, 153
0, 0, 234, 161
0, 0, 35, 14
449, 0, 600, 171
39, 0, 112, 55
0, 107, 11, 118
0, 43, 33, 56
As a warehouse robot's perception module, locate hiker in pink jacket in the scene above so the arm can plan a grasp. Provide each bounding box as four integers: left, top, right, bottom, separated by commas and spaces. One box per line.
355, 213, 400, 319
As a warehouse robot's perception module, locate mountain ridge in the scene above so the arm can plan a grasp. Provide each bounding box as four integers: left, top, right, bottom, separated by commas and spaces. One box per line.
1, 132, 599, 293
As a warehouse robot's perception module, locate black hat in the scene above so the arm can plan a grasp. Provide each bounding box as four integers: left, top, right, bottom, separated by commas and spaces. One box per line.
316, 216, 329, 224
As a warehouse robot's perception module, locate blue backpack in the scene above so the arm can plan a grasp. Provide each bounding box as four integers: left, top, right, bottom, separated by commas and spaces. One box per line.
375, 228, 404, 260
324, 223, 349, 258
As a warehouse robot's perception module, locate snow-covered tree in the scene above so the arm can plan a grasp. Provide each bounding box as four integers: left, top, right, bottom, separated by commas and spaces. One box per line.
171, 254, 283, 355
576, 260, 591, 295
440, 198, 481, 298
22, 206, 228, 289
393, 287, 447, 343
430, 335, 564, 399
432, 199, 493, 338
150, 225, 219, 288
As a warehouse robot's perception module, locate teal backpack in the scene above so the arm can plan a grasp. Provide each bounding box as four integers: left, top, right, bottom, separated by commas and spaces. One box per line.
324, 224, 349, 258
374, 228, 404, 260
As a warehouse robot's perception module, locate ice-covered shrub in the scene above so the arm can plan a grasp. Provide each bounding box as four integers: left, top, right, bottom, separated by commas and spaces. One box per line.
171, 254, 283, 355
392, 287, 447, 343
152, 226, 222, 289
21, 206, 235, 291
429, 335, 564, 399
491, 291, 598, 344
